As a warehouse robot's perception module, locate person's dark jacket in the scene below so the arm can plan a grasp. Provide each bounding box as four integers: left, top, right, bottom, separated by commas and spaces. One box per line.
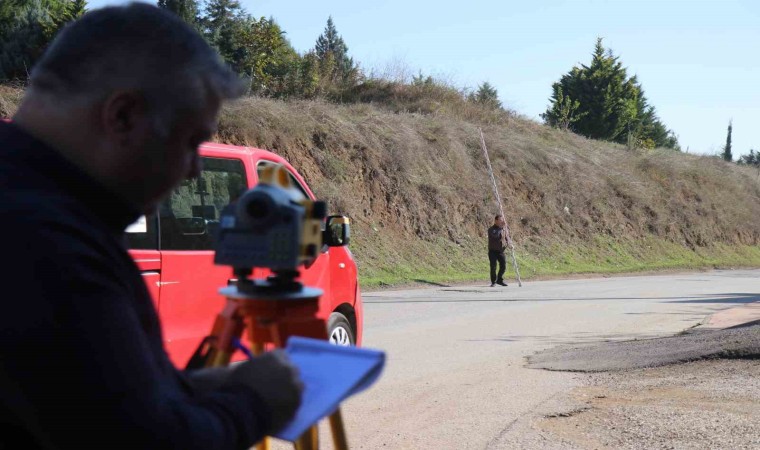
0, 121, 269, 449
487, 225, 506, 252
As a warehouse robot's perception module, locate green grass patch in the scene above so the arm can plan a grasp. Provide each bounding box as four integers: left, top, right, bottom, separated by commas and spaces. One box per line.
358, 237, 760, 290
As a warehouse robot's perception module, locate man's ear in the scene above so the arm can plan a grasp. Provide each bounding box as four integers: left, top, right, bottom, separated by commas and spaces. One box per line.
100, 91, 148, 137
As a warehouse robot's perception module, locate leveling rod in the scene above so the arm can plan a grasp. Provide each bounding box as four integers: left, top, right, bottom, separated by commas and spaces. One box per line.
479, 128, 522, 287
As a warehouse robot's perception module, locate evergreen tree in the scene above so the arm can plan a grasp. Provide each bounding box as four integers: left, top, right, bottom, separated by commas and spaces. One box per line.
46, 0, 86, 30
0, 0, 87, 82
412, 71, 434, 87
540, 85, 585, 131
314, 16, 356, 83
543, 38, 679, 150
469, 82, 501, 109
736, 149, 758, 166
722, 120, 733, 162
202, 0, 243, 31
0, 4, 46, 81
157, 0, 200, 29
202, 0, 246, 66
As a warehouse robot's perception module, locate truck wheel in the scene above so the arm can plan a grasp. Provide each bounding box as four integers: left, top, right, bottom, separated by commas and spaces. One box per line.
328, 312, 355, 346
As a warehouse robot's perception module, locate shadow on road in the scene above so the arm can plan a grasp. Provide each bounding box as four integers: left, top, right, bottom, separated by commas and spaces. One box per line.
666, 293, 760, 304
366, 295, 713, 304
411, 279, 451, 288
365, 293, 760, 305
468, 330, 672, 345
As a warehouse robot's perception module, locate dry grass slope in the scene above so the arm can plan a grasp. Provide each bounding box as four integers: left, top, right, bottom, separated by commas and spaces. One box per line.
3, 85, 760, 287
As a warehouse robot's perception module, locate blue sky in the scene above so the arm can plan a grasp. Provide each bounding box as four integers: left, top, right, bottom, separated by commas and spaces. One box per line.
88, 0, 759, 158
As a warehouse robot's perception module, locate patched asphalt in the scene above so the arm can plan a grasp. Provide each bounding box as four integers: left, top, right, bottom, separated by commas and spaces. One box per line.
527, 324, 760, 372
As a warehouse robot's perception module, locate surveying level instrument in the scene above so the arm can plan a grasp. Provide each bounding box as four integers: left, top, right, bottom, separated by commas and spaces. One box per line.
188, 165, 349, 450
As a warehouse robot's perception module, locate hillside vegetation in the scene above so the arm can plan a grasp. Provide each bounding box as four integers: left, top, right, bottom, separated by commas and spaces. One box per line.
3, 84, 760, 287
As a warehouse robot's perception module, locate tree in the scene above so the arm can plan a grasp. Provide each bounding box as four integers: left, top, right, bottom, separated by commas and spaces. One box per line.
469, 82, 501, 109
412, 71, 434, 87
258, 18, 301, 97
737, 149, 759, 166
543, 38, 679, 150
157, 0, 200, 29
200, 1, 298, 95
45, 0, 87, 33
0, 4, 46, 81
0, 0, 87, 82
235, 17, 296, 94
296, 50, 321, 98
202, 0, 242, 31
541, 85, 585, 131
722, 120, 733, 162
314, 16, 356, 84
202, 0, 246, 66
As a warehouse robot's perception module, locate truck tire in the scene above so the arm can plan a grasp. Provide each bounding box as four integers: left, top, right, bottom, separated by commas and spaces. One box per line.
328, 312, 355, 346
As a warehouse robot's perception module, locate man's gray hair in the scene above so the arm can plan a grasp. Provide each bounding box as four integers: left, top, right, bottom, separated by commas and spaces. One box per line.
29, 2, 244, 132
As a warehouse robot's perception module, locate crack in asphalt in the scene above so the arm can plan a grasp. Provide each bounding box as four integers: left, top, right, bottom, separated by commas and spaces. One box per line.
485, 393, 563, 450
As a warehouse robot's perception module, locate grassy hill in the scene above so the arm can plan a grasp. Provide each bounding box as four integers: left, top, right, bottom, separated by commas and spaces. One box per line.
3, 84, 760, 288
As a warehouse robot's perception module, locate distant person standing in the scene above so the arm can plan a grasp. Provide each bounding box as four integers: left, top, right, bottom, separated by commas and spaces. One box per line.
488, 215, 508, 287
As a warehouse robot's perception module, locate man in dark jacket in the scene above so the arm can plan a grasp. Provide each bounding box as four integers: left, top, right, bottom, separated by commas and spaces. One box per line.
0, 4, 302, 449
487, 215, 509, 287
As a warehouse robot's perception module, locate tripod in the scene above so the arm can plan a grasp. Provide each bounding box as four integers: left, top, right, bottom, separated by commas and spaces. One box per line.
192, 269, 349, 450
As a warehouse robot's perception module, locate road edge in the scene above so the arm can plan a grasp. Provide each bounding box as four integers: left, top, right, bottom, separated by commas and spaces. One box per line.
698, 299, 760, 330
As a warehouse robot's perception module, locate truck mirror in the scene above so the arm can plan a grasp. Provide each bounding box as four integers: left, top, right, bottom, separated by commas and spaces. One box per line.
325, 216, 350, 247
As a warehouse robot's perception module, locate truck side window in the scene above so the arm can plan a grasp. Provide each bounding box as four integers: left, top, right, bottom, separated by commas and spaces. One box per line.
256, 160, 312, 199
125, 214, 159, 250
160, 157, 247, 250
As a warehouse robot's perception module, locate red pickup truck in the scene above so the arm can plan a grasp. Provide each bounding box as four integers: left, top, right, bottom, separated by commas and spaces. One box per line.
126, 142, 363, 367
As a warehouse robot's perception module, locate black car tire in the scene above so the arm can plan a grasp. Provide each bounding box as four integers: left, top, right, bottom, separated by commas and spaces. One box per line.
327, 312, 355, 346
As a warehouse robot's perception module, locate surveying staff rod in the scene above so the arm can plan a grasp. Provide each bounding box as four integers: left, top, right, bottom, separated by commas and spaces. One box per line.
479, 129, 522, 287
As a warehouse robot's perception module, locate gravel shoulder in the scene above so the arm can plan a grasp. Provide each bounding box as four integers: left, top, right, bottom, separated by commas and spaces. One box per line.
534, 359, 760, 449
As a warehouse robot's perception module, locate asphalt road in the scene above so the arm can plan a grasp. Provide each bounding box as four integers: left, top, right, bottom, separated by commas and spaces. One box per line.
288, 269, 760, 449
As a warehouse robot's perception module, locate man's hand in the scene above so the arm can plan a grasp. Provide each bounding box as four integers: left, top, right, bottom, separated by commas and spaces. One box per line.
225, 350, 304, 434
